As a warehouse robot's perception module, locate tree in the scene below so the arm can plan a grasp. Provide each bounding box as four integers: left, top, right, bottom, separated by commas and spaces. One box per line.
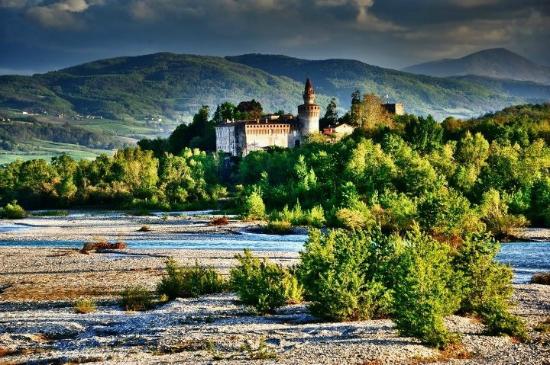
320, 98, 339, 129
355, 93, 393, 131
404, 115, 443, 153
212, 102, 238, 124
237, 99, 263, 120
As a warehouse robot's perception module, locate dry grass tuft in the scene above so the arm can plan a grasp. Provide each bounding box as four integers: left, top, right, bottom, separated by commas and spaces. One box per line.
209, 216, 229, 226
409, 343, 472, 364
74, 298, 97, 314
80, 239, 127, 254
531, 272, 550, 285
137, 225, 152, 232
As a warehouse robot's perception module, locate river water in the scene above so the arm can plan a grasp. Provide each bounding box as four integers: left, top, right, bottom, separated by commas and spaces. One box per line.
0, 219, 548, 284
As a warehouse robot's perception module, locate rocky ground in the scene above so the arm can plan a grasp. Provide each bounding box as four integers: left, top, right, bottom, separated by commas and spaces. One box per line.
0, 213, 548, 364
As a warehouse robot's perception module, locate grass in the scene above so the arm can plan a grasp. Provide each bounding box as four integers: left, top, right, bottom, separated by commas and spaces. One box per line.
263, 220, 293, 234
240, 337, 277, 360
32, 210, 69, 217
74, 298, 97, 314
534, 317, 550, 334
531, 272, 550, 285
120, 286, 154, 311
137, 225, 152, 232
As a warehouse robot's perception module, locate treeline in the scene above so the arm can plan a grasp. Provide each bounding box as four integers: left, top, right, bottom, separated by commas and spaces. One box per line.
237, 102, 550, 236
0, 148, 225, 209
0, 117, 122, 150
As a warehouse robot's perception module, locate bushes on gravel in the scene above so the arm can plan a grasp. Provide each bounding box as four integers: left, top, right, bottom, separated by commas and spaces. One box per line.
0, 201, 27, 219
242, 189, 266, 220
452, 234, 526, 339
392, 229, 461, 348
80, 239, 127, 254
230, 249, 302, 313
74, 298, 96, 314
120, 286, 154, 311
297, 229, 394, 321
157, 258, 227, 300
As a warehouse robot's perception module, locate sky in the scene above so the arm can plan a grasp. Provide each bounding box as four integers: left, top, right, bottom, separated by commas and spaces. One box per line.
1, 0, 549, 75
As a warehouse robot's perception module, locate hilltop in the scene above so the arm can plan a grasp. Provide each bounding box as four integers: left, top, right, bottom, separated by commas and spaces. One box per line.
403, 48, 550, 85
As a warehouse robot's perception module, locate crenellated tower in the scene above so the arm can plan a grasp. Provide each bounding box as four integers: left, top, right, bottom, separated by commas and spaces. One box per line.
298, 78, 320, 135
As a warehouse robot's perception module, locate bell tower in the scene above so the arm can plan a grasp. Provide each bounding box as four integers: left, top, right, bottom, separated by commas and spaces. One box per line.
298, 78, 320, 135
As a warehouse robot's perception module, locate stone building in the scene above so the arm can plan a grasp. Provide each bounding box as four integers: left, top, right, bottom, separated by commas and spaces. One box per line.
215, 79, 320, 156
382, 103, 405, 116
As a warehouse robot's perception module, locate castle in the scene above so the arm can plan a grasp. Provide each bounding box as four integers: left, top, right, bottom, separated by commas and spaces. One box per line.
215, 79, 320, 156
215, 79, 404, 156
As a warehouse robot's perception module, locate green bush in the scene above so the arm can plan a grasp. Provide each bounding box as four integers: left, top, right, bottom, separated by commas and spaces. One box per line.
480, 299, 527, 340
264, 220, 293, 234
242, 189, 266, 220
74, 298, 96, 314
157, 258, 227, 300
392, 229, 461, 348
298, 229, 394, 321
230, 249, 302, 313
0, 201, 27, 219
452, 234, 526, 339
120, 286, 154, 311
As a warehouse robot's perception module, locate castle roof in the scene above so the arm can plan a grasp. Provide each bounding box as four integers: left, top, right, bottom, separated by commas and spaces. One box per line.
304, 78, 314, 95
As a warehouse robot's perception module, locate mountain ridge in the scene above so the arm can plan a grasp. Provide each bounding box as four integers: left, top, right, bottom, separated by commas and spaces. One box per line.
403, 48, 550, 85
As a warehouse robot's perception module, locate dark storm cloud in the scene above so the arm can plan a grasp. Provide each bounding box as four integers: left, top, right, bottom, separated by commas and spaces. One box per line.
1, 0, 549, 74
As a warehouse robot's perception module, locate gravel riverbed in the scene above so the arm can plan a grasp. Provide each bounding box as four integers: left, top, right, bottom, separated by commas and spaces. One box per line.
0, 214, 548, 364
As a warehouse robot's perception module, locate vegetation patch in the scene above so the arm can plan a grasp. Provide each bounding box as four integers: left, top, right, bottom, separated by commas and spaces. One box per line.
531, 272, 550, 285
157, 258, 227, 300
0, 201, 27, 219
137, 225, 152, 232
209, 216, 229, 226
120, 286, 154, 311
80, 239, 127, 254
230, 249, 302, 314
74, 298, 97, 314
31, 210, 69, 217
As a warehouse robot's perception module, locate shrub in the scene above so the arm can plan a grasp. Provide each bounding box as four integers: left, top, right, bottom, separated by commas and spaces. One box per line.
74, 298, 96, 314
230, 249, 302, 313
157, 258, 227, 300
479, 189, 528, 238
392, 228, 461, 348
479, 298, 527, 340
80, 239, 127, 254
306, 205, 326, 228
531, 272, 550, 285
298, 229, 394, 321
137, 225, 152, 232
0, 201, 27, 219
452, 234, 526, 339
242, 190, 266, 220
209, 216, 229, 226
264, 220, 293, 234
120, 286, 153, 311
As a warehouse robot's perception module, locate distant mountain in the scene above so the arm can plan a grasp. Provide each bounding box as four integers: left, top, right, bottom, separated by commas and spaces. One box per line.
227, 53, 550, 119
403, 48, 550, 85
0, 53, 319, 122
1, 52, 550, 126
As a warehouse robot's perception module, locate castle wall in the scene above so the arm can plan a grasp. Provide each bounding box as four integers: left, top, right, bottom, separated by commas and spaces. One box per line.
242, 123, 297, 156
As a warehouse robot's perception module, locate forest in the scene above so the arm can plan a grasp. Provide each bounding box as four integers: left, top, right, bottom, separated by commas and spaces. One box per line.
0, 100, 548, 240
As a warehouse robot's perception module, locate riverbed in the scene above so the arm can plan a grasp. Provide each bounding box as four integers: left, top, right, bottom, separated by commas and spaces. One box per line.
0, 211, 549, 364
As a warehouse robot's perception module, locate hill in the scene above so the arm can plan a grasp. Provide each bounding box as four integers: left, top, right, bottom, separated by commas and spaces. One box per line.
0, 53, 318, 123
226, 53, 550, 119
402, 48, 550, 85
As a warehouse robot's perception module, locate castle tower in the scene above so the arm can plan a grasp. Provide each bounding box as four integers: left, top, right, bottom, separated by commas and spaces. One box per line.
298, 78, 320, 135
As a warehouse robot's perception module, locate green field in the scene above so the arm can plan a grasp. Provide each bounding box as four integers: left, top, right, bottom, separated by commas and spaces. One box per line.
0, 139, 113, 164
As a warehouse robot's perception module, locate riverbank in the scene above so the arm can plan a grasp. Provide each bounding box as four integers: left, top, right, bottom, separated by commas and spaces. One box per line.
0, 246, 548, 364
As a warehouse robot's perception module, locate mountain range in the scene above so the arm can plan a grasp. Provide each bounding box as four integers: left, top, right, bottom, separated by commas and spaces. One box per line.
1, 50, 550, 162
403, 48, 550, 85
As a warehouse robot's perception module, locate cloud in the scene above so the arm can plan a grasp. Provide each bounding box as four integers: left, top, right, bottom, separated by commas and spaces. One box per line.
26, 0, 104, 29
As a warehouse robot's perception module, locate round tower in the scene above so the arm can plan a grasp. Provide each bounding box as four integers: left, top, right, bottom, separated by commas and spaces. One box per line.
298, 78, 320, 135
